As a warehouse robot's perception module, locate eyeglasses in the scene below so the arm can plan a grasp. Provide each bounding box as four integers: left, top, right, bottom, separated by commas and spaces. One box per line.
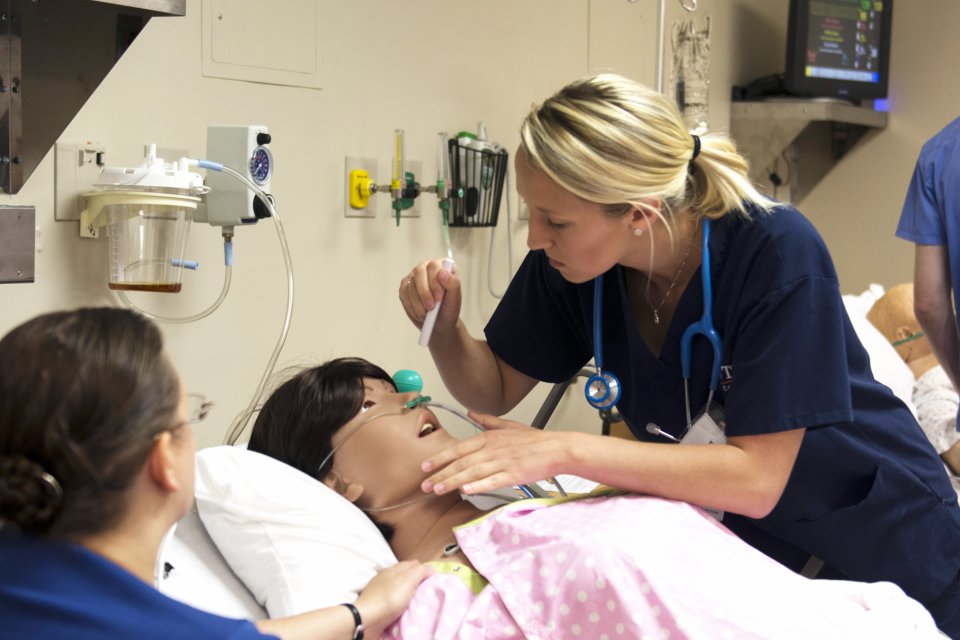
154, 393, 215, 443
185, 393, 215, 424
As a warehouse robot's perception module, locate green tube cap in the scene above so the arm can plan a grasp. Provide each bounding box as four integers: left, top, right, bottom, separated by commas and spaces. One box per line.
392, 369, 423, 393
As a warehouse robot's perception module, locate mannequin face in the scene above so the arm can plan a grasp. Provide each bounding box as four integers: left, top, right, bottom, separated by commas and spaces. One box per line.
327, 378, 459, 509
516, 148, 635, 284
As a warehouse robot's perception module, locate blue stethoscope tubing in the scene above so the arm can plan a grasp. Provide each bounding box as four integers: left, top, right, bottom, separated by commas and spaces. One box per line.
585, 278, 622, 410
586, 219, 722, 428
679, 219, 722, 427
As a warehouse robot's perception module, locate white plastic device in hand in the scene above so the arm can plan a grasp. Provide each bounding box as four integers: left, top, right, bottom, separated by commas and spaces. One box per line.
418, 258, 456, 347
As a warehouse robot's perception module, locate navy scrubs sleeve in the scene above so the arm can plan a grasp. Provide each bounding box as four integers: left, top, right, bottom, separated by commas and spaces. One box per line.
485, 250, 593, 384
723, 276, 854, 436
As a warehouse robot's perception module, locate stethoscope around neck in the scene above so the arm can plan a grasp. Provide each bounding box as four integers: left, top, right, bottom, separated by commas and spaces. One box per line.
585, 219, 722, 431
584, 279, 622, 410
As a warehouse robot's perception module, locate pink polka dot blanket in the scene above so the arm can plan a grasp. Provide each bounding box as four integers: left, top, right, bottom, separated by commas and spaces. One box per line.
386, 494, 939, 639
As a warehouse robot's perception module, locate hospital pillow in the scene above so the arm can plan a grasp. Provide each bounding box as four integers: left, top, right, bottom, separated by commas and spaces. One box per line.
842, 285, 917, 416
194, 446, 398, 618
156, 507, 267, 621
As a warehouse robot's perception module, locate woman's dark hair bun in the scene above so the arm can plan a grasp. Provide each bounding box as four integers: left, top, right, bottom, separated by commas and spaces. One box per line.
0, 454, 63, 532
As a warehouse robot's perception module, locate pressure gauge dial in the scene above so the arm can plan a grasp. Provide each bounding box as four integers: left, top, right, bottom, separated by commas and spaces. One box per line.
249, 145, 273, 185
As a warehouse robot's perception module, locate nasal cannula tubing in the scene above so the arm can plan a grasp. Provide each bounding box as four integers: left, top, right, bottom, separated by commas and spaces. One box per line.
317, 398, 565, 502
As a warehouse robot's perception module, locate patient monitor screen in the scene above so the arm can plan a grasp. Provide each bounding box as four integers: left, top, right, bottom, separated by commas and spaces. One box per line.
802, 0, 886, 85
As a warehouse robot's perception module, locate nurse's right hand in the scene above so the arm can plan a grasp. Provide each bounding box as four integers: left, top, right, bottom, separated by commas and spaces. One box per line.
399, 258, 462, 335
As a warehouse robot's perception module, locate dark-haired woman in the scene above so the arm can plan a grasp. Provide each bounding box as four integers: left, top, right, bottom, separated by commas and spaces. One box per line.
0, 308, 428, 640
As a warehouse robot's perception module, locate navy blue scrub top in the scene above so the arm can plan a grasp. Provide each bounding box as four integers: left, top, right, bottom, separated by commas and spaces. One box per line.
485, 203, 960, 605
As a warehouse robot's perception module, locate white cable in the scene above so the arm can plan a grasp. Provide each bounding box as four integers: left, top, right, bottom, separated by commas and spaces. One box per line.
114, 240, 233, 324
215, 165, 295, 445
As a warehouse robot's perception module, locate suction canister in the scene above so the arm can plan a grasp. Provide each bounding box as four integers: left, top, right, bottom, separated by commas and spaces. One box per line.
81, 145, 207, 293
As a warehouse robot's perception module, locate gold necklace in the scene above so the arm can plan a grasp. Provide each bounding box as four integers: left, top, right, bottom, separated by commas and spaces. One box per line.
646, 240, 695, 325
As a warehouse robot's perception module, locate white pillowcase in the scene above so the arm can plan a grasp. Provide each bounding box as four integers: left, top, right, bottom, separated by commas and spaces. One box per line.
842, 285, 917, 416
156, 508, 267, 620
194, 446, 398, 618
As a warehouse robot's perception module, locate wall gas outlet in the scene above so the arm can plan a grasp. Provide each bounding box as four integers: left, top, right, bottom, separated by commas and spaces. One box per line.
55, 141, 107, 221
345, 156, 377, 218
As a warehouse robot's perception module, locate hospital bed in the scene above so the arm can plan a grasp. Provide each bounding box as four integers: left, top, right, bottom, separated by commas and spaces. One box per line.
159, 447, 944, 639
155, 285, 951, 636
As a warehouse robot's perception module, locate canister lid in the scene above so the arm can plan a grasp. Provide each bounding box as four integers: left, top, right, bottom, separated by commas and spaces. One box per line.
94, 144, 207, 195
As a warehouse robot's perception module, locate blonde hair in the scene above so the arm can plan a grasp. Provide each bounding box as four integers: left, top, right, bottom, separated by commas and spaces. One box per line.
519, 74, 777, 225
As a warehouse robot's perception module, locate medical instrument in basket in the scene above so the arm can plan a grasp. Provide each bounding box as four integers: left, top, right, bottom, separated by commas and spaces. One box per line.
584, 277, 622, 410
587, 219, 722, 432
419, 257, 456, 347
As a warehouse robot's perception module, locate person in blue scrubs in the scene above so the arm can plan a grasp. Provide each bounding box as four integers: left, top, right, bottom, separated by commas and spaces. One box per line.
0, 307, 429, 640
399, 74, 960, 636
897, 116, 960, 414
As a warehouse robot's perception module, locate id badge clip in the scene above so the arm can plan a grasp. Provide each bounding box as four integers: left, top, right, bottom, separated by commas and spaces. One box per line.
680, 404, 727, 520
680, 404, 727, 446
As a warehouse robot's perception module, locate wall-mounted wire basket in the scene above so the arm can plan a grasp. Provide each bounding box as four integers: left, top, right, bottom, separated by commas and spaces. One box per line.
447, 139, 508, 228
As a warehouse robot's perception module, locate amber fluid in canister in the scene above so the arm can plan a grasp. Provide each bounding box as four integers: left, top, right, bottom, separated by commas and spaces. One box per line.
108, 282, 182, 293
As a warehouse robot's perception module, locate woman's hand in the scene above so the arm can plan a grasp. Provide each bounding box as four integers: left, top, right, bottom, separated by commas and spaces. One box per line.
399, 258, 461, 333
255, 561, 432, 640
354, 560, 432, 638
420, 413, 572, 496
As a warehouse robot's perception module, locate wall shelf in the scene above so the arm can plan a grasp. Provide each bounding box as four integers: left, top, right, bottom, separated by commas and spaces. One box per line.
0, 0, 184, 194
729, 99, 888, 202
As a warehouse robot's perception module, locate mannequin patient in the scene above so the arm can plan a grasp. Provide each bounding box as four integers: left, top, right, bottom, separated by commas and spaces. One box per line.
868, 283, 960, 476
244, 358, 940, 639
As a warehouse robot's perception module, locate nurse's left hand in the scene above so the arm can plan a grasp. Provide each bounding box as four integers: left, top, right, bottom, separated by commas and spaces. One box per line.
420, 412, 570, 496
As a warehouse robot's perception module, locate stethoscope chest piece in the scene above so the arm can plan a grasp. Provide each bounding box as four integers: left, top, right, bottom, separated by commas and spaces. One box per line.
585, 370, 621, 410
585, 220, 719, 420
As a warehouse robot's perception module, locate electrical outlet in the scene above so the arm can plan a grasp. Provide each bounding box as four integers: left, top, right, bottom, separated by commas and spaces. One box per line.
345, 156, 378, 218
55, 141, 107, 221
